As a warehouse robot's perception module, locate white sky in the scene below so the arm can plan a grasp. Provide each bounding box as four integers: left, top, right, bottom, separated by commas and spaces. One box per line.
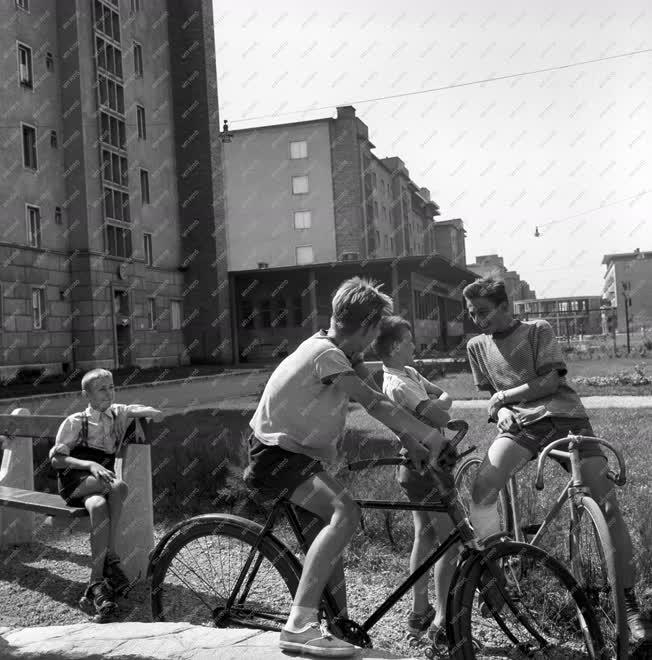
213, 0, 652, 298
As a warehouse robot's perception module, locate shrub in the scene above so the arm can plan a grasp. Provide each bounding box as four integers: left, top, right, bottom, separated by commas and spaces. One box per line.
573, 363, 651, 387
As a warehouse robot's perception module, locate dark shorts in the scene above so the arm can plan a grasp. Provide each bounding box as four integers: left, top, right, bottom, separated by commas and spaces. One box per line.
498, 417, 605, 468
242, 433, 325, 503
56, 447, 115, 507
396, 464, 444, 505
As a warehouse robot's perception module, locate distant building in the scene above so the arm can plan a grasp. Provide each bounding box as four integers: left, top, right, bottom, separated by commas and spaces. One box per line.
222, 105, 446, 271
0, 0, 231, 381
602, 249, 652, 333
433, 219, 467, 267
230, 256, 480, 363
466, 255, 536, 307
513, 296, 604, 337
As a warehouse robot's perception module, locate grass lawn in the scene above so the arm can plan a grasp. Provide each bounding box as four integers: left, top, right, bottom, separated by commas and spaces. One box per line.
429, 357, 652, 398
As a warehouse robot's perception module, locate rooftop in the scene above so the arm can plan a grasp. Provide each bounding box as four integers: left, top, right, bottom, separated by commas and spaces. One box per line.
602, 248, 652, 265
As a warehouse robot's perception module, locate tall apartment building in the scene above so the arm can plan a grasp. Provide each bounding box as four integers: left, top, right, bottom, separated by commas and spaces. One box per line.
467, 254, 536, 307
222, 106, 445, 271
1, 0, 230, 380
602, 249, 652, 333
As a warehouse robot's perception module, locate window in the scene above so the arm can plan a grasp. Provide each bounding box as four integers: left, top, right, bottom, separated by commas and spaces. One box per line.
55, 206, 62, 225
296, 245, 314, 265
294, 211, 311, 230
106, 224, 132, 258
289, 140, 307, 159
143, 232, 153, 266
133, 42, 143, 77
292, 175, 308, 195
102, 150, 128, 186
137, 105, 146, 139
260, 301, 272, 328
26, 205, 41, 247
16, 0, 29, 10
292, 296, 303, 326
130, 0, 141, 12
171, 300, 181, 330
140, 169, 150, 204
147, 298, 156, 329
99, 112, 126, 149
46, 52, 53, 70
18, 44, 33, 88
31, 288, 46, 329
104, 186, 130, 222
50, 130, 57, 148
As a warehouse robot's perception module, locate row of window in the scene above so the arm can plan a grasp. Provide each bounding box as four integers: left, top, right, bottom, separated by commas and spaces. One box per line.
16, 0, 140, 14
18, 106, 146, 172
17, 42, 53, 88
1, 287, 181, 332
240, 298, 304, 329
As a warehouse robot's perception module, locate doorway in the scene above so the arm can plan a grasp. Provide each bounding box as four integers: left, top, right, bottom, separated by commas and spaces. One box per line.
113, 289, 132, 368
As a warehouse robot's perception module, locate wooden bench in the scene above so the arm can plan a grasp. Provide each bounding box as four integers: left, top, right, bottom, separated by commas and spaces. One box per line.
0, 407, 154, 581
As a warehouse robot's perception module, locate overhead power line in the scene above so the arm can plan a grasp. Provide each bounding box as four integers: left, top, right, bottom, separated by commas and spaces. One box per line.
0, 47, 650, 131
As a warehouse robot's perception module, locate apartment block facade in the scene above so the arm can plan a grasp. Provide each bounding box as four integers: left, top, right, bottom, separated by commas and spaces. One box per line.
467, 254, 536, 308
602, 249, 652, 333
222, 106, 445, 272
1, 0, 230, 380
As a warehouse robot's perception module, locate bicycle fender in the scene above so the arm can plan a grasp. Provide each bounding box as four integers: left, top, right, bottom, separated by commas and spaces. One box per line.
146, 513, 303, 580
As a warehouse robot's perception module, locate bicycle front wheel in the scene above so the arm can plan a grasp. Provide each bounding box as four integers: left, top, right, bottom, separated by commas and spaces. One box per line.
448, 540, 607, 660
569, 496, 627, 659
454, 456, 513, 534
150, 515, 301, 629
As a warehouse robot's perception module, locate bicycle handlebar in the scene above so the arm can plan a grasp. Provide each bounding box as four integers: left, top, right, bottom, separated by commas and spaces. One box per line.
446, 419, 469, 448
534, 434, 627, 491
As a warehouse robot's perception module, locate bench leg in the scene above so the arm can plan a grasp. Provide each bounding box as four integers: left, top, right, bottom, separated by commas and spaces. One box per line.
0, 409, 35, 548
114, 444, 154, 582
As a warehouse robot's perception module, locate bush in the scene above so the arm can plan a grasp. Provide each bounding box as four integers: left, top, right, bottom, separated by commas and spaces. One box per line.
573, 363, 651, 387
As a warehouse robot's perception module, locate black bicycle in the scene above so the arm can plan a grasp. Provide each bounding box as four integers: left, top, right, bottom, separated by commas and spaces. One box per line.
148, 421, 607, 659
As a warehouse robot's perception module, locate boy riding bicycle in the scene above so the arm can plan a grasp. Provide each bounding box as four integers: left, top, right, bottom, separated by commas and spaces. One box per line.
373, 316, 458, 651
243, 277, 453, 658
463, 277, 650, 644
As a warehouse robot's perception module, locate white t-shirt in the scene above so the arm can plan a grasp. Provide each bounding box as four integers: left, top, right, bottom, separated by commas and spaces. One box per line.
250, 331, 355, 462
382, 365, 430, 413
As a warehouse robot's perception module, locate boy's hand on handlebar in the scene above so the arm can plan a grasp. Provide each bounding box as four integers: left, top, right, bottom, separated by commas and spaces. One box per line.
497, 408, 520, 433
401, 438, 430, 472
436, 442, 459, 471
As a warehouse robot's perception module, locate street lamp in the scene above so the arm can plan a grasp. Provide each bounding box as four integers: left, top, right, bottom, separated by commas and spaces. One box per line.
622, 282, 632, 354
220, 119, 234, 143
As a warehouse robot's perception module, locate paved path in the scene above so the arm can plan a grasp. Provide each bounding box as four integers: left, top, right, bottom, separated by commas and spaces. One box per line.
0, 623, 417, 659
453, 395, 652, 409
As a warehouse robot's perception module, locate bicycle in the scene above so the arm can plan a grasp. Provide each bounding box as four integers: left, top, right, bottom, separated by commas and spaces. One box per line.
455, 434, 630, 659
148, 421, 607, 659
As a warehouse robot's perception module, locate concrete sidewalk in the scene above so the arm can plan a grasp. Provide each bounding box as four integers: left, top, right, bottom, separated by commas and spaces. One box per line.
453, 395, 652, 409
0, 623, 417, 660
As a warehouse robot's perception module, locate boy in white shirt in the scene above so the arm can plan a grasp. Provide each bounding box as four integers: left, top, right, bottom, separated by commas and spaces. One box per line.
374, 315, 458, 649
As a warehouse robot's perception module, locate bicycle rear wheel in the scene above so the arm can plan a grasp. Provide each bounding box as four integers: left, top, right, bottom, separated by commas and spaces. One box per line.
569, 496, 627, 659
150, 515, 300, 629
454, 456, 513, 534
448, 540, 607, 660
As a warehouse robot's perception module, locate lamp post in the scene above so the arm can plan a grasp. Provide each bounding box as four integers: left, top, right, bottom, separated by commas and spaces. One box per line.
622, 282, 632, 354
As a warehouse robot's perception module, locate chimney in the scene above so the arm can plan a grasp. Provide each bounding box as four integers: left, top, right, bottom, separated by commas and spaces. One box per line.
420, 187, 431, 201
336, 106, 356, 119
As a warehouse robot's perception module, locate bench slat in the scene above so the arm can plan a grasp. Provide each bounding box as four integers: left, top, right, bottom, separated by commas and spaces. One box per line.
0, 486, 87, 517
0, 414, 66, 440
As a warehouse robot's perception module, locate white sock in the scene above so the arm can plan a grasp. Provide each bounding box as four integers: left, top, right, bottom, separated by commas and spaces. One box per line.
469, 502, 500, 540
285, 606, 319, 633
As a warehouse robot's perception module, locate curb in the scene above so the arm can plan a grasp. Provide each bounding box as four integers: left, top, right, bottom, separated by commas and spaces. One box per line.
0, 368, 272, 406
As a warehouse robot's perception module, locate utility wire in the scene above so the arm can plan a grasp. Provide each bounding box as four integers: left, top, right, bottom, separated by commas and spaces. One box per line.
1, 47, 650, 130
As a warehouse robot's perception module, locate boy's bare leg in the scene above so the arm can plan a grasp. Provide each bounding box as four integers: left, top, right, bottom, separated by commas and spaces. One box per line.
106, 480, 129, 556
579, 457, 635, 588
430, 512, 457, 629
410, 511, 436, 615
70, 478, 111, 583
470, 436, 533, 539
293, 506, 348, 619
286, 471, 361, 631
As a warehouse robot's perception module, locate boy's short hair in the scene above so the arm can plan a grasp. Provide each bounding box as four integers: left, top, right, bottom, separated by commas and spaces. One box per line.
462, 277, 509, 307
374, 316, 412, 359
331, 277, 393, 334
82, 368, 113, 392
